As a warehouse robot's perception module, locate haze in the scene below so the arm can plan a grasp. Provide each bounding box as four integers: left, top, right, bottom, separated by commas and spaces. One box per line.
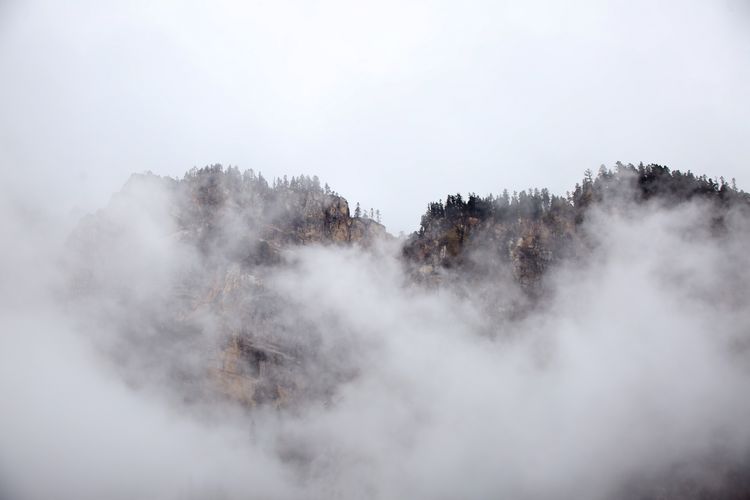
2, 2, 750, 499
1, 0, 749, 232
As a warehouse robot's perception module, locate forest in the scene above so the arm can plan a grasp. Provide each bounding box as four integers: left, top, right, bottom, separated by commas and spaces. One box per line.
417, 162, 748, 236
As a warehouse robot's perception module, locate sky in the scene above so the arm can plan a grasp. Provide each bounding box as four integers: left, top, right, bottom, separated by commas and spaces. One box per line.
1, 0, 749, 232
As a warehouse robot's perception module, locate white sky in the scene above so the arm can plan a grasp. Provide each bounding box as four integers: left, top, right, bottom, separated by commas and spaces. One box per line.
1, 0, 749, 233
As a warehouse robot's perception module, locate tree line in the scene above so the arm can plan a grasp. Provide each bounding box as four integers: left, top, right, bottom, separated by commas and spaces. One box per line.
418, 162, 748, 235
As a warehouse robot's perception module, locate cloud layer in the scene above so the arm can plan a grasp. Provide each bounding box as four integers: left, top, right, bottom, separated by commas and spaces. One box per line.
1, 175, 750, 499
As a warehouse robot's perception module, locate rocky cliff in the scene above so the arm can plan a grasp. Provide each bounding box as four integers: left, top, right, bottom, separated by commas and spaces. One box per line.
66, 165, 388, 408
61, 162, 750, 500
66, 163, 750, 410
403, 164, 749, 299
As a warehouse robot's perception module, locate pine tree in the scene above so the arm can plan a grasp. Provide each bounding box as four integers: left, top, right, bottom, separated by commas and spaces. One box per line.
354, 202, 361, 218
584, 168, 593, 184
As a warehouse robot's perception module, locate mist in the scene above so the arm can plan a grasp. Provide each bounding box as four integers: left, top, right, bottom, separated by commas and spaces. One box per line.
2, 0, 750, 497
1, 0, 749, 232
1, 170, 750, 499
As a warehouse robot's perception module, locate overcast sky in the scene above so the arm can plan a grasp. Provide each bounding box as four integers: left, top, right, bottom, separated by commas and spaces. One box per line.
1, 0, 749, 233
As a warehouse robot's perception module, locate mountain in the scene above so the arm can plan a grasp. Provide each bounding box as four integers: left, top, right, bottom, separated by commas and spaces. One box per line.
65, 162, 750, 408
405, 163, 749, 296
62, 162, 750, 500
65, 165, 389, 408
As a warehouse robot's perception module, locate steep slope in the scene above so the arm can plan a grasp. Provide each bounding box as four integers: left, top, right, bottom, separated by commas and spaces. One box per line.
58, 162, 750, 499
404, 164, 750, 297
65, 163, 750, 410
66, 165, 389, 408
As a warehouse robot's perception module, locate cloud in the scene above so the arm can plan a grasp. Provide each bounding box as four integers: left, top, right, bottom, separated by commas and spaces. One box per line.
265, 202, 750, 498
2, 171, 749, 499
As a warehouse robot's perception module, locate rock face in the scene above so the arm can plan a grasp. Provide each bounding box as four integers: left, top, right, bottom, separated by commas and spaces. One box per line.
67, 165, 388, 408
173, 169, 388, 406
404, 209, 579, 297
403, 163, 750, 298
324, 195, 352, 242
67, 163, 750, 410
62, 163, 750, 499
350, 216, 388, 243
170, 166, 387, 256
213, 335, 296, 407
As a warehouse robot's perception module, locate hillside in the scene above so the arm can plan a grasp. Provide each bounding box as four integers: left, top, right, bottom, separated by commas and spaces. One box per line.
405, 163, 750, 295
65, 165, 389, 408
60, 163, 750, 500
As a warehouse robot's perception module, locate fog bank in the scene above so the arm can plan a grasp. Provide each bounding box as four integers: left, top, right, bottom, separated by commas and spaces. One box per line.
1, 177, 750, 499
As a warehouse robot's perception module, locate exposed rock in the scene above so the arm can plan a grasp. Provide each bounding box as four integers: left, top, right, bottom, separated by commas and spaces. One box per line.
213, 335, 296, 407
350, 217, 389, 244
324, 195, 352, 242
403, 164, 750, 301
66, 166, 390, 408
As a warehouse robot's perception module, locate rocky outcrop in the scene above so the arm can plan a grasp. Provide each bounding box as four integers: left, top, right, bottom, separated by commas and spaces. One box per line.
403, 164, 750, 297
349, 217, 388, 244
69, 163, 750, 411
324, 195, 352, 242
66, 167, 390, 408
403, 213, 579, 296
213, 335, 296, 407
276, 191, 388, 247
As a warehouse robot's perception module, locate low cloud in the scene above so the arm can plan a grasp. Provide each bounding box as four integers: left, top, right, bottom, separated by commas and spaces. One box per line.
1, 177, 750, 499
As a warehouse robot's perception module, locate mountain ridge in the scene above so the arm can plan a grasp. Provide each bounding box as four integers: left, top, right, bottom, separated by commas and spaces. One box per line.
60, 162, 750, 500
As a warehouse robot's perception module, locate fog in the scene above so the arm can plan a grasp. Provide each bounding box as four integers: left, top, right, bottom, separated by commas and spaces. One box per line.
1, 171, 750, 499
2, 0, 750, 497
